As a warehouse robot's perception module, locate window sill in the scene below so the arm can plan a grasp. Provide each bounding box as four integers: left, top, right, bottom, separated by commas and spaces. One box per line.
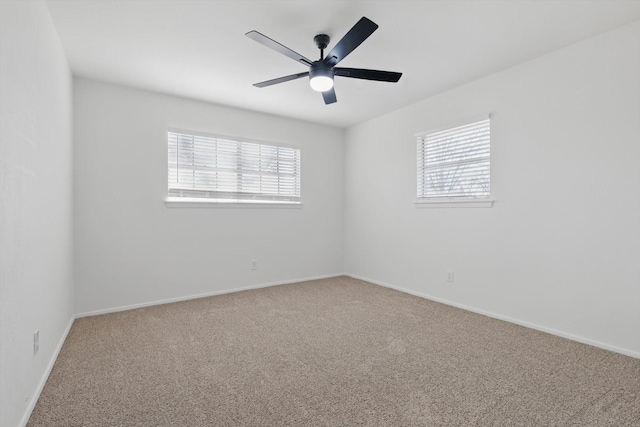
165, 198, 302, 208
414, 198, 494, 208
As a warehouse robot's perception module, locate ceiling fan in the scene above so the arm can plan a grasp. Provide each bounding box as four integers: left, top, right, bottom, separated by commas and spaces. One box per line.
245, 17, 402, 105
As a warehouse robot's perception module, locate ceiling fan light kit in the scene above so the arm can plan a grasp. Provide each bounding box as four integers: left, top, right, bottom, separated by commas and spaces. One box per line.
309, 65, 334, 92
246, 17, 402, 104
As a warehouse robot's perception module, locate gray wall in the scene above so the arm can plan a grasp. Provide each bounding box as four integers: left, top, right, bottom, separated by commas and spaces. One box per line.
73, 78, 345, 315
344, 21, 640, 356
0, 2, 74, 426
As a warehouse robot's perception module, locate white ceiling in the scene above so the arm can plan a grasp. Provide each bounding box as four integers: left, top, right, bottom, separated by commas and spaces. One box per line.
45, 0, 640, 129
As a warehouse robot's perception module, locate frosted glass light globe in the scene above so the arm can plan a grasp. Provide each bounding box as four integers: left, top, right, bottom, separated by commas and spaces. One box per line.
310, 76, 334, 92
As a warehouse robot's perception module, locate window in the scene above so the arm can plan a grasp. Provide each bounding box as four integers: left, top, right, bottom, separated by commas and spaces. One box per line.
416, 117, 491, 202
168, 131, 301, 204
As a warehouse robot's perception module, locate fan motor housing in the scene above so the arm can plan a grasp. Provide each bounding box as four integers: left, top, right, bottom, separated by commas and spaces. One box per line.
309, 61, 333, 79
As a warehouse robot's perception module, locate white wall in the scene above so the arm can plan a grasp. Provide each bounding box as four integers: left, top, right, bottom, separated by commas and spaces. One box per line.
73, 78, 344, 315
0, 1, 74, 426
344, 21, 640, 356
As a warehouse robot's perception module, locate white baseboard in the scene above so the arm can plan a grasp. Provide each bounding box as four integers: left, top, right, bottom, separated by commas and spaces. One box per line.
75, 273, 345, 319
346, 273, 640, 360
19, 315, 75, 427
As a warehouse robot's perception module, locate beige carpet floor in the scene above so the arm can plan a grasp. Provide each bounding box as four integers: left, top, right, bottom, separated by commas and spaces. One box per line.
27, 276, 640, 426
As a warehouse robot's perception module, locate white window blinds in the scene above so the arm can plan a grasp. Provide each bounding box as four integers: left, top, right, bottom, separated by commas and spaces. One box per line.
168, 131, 301, 203
417, 118, 490, 199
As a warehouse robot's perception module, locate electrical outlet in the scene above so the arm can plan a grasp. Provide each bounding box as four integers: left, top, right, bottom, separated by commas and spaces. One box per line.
33, 330, 39, 355
251, 259, 257, 270
447, 270, 454, 283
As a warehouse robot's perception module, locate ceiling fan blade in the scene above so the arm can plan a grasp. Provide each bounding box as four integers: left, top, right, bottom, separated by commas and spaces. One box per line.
253, 72, 310, 88
322, 87, 337, 104
323, 17, 378, 67
246, 31, 313, 66
334, 68, 402, 82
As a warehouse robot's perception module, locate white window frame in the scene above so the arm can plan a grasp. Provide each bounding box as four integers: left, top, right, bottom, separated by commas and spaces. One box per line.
415, 115, 494, 208
165, 129, 302, 208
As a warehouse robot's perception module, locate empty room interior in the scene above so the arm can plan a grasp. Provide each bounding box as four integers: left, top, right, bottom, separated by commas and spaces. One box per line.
1, 1, 640, 426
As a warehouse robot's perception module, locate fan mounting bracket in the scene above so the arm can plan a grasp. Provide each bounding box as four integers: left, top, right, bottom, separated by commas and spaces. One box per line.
313, 34, 330, 50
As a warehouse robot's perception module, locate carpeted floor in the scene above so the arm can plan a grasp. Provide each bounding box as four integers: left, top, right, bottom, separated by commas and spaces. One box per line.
27, 276, 640, 426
